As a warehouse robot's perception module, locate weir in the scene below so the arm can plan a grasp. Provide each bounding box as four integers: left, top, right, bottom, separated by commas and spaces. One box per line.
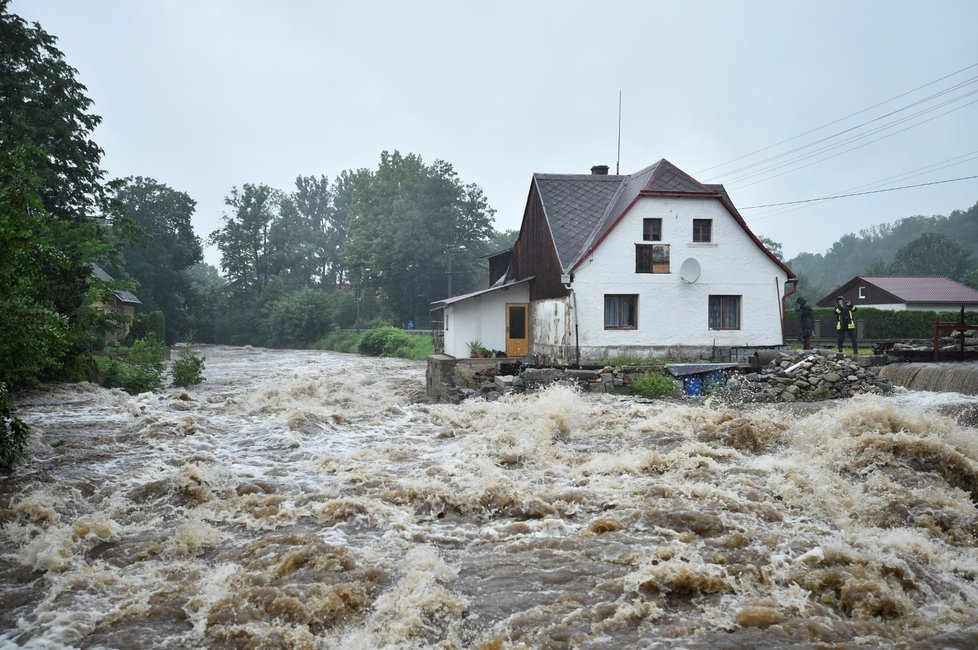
880, 361, 978, 395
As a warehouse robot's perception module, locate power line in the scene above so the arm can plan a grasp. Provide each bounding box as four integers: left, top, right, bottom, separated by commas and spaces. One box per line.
697, 61, 978, 177
717, 76, 978, 183
727, 95, 978, 189
745, 151, 978, 222
738, 175, 978, 210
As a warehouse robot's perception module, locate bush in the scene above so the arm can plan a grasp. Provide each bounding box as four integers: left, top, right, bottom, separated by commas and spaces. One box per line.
263, 288, 335, 348
358, 326, 411, 357
631, 371, 679, 398
314, 329, 362, 353
0, 296, 70, 388
98, 335, 166, 394
171, 347, 206, 387
0, 382, 28, 470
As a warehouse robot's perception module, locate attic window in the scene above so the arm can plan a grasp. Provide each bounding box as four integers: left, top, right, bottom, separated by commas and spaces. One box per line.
635, 244, 670, 273
858, 286, 866, 299
643, 218, 662, 241
693, 219, 712, 243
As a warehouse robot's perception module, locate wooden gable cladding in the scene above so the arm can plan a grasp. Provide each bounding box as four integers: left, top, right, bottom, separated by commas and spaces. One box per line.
509, 184, 568, 301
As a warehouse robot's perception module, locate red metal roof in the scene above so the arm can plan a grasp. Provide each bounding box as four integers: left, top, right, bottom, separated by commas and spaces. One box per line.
861, 276, 978, 303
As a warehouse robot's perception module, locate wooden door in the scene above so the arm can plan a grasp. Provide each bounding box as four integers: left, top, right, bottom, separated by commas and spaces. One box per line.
505, 303, 528, 358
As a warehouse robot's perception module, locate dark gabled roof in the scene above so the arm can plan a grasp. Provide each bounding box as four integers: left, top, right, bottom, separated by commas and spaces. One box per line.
820, 276, 978, 306
91, 263, 142, 304
533, 172, 624, 269
532, 159, 793, 277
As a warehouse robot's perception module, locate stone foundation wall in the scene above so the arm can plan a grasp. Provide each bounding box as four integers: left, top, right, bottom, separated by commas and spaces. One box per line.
426, 355, 675, 404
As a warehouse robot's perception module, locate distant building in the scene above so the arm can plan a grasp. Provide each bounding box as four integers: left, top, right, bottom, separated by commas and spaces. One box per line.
91, 263, 142, 341
432, 159, 795, 363
818, 275, 978, 311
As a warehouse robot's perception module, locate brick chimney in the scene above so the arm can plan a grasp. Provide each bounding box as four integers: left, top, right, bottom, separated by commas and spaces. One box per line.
590, 164, 609, 175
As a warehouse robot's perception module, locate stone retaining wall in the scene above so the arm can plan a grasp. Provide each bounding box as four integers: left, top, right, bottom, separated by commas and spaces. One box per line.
426, 350, 894, 404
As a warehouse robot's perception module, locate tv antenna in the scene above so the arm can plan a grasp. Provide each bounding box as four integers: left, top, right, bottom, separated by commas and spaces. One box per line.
616, 91, 622, 175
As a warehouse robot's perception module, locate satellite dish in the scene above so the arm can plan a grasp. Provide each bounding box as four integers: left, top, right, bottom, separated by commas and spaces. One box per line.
679, 258, 701, 284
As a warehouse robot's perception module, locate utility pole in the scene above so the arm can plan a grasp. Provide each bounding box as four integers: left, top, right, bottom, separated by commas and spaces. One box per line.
445, 244, 465, 297
446, 247, 454, 297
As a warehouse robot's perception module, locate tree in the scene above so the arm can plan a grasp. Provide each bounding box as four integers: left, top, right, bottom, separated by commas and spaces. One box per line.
290, 174, 335, 286
263, 287, 335, 348
344, 151, 495, 325
209, 183, 283, 294
887, 232, 972, 281
1, 3, 123, 384
0, 147, 70, 386
757, 235, 783, 261
114, 177, 202, 343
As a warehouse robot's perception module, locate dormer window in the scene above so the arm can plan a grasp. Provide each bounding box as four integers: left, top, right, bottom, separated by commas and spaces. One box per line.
693, 219, 712, 243
643, 218, 662, 241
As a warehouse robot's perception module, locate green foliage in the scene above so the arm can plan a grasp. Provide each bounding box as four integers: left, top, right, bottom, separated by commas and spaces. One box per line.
791, 307, 978, 340
98, 336, 166, 394
128, 310, 166, 344
318, 328, 433, 360
1, 6, 122, 384
0, 295, 70, 387
886, 232, 972, 282
0, 381, 29, 470
208, 183, 283, 295
171, 347, 205, 387
786, 201, 978, 300
343, 151, 496, 323
358, 326, 412, 357
314, 329, 362, 353
113, 177, 203, 343
630, 372, 679, 398
264, 287, 335, 348
406, 336, 435, 360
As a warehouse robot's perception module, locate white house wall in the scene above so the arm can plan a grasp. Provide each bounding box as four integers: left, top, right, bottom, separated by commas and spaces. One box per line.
569, 196, 788, 358
441, 283, 530, 358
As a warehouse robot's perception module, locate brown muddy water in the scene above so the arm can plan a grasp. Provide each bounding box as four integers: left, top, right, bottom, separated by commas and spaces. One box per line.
2, 345, 978, 649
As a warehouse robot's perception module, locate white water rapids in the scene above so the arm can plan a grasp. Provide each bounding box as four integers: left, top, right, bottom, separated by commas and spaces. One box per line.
2, 345, 978, 649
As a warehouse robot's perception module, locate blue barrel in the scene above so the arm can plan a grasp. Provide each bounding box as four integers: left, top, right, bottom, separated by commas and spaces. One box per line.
705, 370, 727, 393
683, 376, 703, 396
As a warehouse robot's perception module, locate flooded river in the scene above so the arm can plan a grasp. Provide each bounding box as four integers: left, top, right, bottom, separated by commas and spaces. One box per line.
2, 345, 978, 648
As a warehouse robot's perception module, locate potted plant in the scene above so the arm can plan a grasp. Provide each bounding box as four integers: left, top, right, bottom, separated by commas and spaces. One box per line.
466, 340, 482, 358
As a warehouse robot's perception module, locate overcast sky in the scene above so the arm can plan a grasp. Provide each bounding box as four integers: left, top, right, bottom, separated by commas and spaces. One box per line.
11, 0, 978, 268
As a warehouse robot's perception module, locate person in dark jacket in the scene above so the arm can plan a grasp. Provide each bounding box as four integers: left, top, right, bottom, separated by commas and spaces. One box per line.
834, 295, 858, 354
795, 297, 814, 349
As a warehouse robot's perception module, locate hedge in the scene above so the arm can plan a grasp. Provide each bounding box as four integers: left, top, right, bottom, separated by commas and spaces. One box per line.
786, 307, 978, 340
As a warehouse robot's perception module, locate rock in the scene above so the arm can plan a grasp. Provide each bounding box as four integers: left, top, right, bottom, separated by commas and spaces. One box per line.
523, 368, 564, 386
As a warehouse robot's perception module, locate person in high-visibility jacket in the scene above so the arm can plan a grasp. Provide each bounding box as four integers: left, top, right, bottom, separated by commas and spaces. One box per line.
834, 295, 858, 354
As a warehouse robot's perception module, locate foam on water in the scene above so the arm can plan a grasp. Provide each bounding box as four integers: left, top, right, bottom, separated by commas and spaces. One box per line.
2, 345, 977, 648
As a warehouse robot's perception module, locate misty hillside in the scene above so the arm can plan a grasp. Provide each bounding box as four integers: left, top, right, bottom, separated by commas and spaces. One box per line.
785, 199, 978, 301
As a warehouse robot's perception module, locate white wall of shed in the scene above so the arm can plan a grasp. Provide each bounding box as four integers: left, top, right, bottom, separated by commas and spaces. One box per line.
440, 283, 530, 358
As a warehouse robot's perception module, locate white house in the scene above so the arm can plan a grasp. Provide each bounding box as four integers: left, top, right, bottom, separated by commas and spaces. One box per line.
433, 160, 796, 364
